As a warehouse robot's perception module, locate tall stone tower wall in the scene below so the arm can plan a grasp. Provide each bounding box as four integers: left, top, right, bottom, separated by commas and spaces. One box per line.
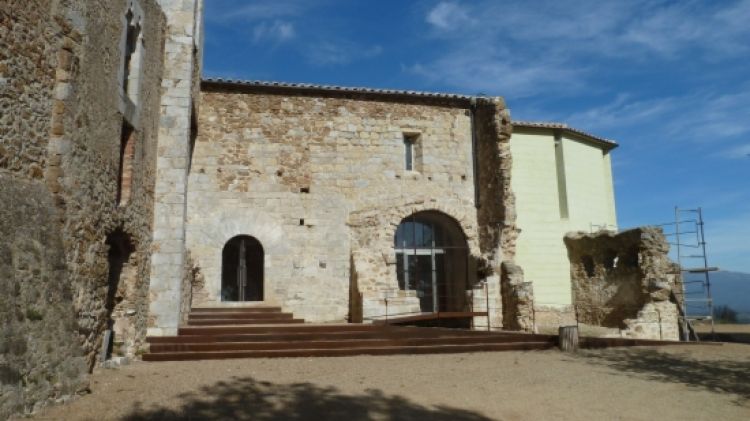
147, 0, 204, 336
1, 0, 167, 417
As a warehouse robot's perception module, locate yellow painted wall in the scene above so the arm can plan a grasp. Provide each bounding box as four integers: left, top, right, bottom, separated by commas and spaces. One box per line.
510, 129, 617, 306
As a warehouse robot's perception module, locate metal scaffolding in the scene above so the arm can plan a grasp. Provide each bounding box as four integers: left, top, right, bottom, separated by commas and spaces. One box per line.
659, 207, 717, 341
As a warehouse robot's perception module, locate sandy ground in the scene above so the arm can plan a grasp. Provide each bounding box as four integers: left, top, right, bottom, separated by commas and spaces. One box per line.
24, 343, 750, 421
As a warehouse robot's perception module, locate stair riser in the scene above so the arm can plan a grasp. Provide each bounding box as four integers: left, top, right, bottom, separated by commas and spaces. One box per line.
191, 307, 281, 313
177, 325, 387, 335
143, 343, 555, 361
189, 313, 294, 320
147, 331, 521, 344
186, 319, 305, 326
149, 337, 552, 353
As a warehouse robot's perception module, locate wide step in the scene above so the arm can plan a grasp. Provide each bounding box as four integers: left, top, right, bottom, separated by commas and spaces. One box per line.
149, 335, 544, 353
143, 342, 554, 361
143, 306, 559, 361
147, 328, 531, 344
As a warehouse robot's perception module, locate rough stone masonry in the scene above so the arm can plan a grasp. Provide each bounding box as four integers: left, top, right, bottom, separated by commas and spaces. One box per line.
564, 227, 681, 341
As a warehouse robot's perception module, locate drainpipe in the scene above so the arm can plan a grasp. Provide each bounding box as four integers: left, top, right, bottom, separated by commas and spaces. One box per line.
470, 97, 480, 208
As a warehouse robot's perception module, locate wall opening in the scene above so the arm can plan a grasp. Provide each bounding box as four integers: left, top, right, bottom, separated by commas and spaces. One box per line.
581, 255, 595, 278
221, 235, 264, 301
403, 133, 422, 172
116, 122, 135, 206
394, 211, 469, 313
104, 229, 134, 360
122, 8, 142, 102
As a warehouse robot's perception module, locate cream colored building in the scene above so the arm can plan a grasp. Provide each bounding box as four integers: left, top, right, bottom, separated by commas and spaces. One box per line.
510, 122, 618, 318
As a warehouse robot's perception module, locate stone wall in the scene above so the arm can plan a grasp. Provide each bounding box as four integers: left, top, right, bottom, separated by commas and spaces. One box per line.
146, 0, 203, 337
474, 98, 518, 329
564, 227, 681, 340
500, 261, 534, 331
188, 86, 512, 325
0, 0, 166, 417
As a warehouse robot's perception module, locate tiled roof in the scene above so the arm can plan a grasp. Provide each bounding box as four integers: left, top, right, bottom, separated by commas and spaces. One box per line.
202, 78, 475, 102
513, 121, 618, 149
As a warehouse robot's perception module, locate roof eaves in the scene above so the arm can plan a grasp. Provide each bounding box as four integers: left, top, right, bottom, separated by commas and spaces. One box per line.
201, 78, 476, 105
513, 120, 618, 149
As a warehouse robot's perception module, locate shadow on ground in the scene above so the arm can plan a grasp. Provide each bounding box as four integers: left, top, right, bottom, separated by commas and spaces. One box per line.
577, 347, 750, 404
698, 332, 750, 344
122, 376, 492, 421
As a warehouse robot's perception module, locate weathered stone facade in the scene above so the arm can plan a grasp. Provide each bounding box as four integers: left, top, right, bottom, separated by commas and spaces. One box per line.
564, 228, 681, 340
2, 0, 676, 416
186, 85, 514, 326
1, 0, 166, 417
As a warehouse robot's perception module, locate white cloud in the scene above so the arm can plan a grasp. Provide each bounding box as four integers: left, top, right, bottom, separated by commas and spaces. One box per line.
306, 42, 383, 66
209, 0, 309, 22
410, 44, 585, 98
717, 144, 750, 159
426, 2, 474, 31
253, 21, 296, 44
564, 89, 750, 145
415, 0, 750, 97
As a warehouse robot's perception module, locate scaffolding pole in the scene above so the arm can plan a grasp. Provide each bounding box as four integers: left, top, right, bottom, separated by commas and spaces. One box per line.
667, 207, 717, 341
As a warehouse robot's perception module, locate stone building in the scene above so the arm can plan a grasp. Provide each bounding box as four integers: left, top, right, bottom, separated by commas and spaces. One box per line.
172, 82, 624, 334
1, 0, 202, 417
1, 0, 681, 417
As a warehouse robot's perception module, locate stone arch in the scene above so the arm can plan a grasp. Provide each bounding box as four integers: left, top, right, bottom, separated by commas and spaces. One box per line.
393, 210, 471, 313
221, 235, 264, 301
186, 208, 290, 304
349, 201, 487, 321
349, 201, 480, 257
388, 206, 478, 254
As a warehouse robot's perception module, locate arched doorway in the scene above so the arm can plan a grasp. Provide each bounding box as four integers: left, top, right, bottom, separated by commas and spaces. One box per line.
221, 235, 264, 301
394, 211, 469, 313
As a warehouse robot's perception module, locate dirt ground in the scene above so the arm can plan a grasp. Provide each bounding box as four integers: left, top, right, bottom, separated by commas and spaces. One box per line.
24, 343, 750, 421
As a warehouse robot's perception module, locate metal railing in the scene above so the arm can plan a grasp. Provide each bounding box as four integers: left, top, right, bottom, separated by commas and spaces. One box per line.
363, 281, 493, 331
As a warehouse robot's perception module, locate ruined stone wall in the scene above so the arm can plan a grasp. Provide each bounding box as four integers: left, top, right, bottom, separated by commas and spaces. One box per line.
189, 88, 509, 323
0, 0, 165, 417
564, 228, 681, 340
500, 261, 534, 331
474, 98, 519, 329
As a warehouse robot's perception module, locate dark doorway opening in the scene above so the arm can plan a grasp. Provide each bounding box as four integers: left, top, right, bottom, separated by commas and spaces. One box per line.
104, 229, 134, 360
222, 235, 264, 301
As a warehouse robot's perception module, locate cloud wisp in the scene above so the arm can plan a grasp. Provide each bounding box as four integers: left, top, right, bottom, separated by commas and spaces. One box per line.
305, 41, 383, 66
417, 0, 750, 98
253, 20, 296, 44
425, 2, 475, 31
564, 88, 750, 147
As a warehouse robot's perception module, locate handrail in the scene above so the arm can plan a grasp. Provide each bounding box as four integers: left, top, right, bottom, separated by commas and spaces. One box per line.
365, 282, 492, 330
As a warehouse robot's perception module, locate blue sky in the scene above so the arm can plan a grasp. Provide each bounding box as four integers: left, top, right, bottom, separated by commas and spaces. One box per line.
203, 0, 750, 273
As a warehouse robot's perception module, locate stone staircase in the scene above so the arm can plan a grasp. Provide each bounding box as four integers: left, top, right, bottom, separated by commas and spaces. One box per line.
143, 306, 557, 361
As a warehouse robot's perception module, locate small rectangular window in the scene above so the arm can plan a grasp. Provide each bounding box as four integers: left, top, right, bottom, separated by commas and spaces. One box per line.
404, 136, 414, 171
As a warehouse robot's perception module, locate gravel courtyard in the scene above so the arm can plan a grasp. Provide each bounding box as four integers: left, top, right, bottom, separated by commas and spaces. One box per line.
27, 343, 750, 421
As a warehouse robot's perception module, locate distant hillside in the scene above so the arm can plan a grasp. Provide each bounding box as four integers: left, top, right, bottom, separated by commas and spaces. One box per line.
707, 271, 750, 323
